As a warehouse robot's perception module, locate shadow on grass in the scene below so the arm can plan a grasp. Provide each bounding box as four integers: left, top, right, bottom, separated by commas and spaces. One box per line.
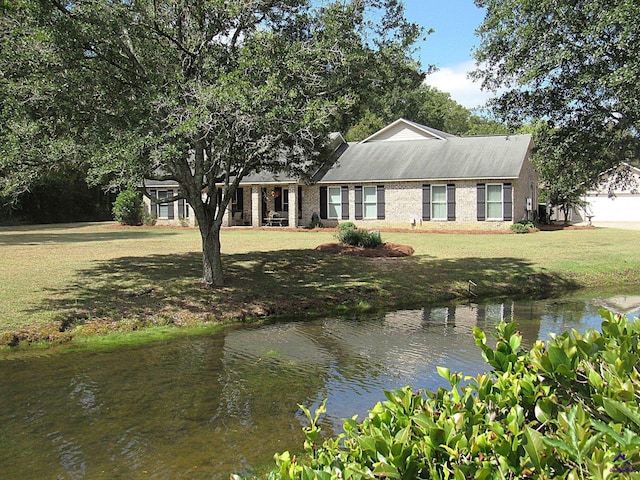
33, 248, 580, 331
0, 229, 180, 246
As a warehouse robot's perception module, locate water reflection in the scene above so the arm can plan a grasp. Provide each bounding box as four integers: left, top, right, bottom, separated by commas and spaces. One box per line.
0, 296, 638, 479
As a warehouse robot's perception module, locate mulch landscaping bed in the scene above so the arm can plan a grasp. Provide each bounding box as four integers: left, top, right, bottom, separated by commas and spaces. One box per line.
314, 242, 415, 257
539, 224, 596, 231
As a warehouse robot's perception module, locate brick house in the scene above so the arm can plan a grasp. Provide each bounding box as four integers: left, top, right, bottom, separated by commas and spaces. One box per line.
143, 118, 537, 230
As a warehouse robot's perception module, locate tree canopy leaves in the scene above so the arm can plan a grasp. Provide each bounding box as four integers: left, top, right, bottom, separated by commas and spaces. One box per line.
472, 0, 640, 206
1, 0, 424, 284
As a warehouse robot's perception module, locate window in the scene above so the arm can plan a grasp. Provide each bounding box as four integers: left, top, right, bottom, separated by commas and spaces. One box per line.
355, 185, 385, 220
423, 184, 455, 221
157, 190, 173, 219
231, 187, 243, 215
178, 199, 189, 218
363, 186, 378, 219
328, 187, 341, 219
486, 184, 503, 220
431, 185, 447, 220
321, 186, 352, 220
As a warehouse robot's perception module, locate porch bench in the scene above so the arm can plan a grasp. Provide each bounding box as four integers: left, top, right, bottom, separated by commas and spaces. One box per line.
265, 211, 289, 226
266, 216, 288, 227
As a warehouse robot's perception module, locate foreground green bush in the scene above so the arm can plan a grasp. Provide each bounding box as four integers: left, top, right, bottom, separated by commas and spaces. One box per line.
243, 310, 640, 479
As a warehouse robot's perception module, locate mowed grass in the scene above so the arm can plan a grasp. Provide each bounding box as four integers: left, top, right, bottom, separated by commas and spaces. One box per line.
1, 222, 639, 346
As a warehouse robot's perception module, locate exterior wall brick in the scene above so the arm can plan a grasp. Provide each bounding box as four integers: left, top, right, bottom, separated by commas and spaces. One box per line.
301, 185, 321, 227
512, 154, 538, 223
315, 182, 515, 231
251, 186, 261, 226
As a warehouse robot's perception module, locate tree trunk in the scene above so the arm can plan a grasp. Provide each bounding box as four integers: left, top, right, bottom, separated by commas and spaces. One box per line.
561, 204, 570, 225
200, 218, 224, 286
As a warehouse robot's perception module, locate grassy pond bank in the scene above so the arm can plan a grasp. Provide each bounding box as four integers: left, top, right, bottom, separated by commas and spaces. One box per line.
1, 221, 639, 352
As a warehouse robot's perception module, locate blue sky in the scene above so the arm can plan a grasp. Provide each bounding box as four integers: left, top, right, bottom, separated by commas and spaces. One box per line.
402, 0, 492, 110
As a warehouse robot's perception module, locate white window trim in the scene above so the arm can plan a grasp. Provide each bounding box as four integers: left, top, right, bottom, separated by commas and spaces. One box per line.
486, 183, 504, 221
431, 184, 448, 221
231, 189, 242, 215
363, 186, 378, 219
327, 186, 341, 219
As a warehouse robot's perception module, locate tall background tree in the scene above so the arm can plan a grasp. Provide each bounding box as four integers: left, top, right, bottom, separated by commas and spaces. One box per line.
344, 83, 510, 141
472, 0, 640, 214
343, 81, 514, 142
1, 0, 425, 285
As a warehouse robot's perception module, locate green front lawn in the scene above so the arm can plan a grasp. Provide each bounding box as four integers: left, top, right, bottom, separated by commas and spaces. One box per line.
1, 222, 638, 347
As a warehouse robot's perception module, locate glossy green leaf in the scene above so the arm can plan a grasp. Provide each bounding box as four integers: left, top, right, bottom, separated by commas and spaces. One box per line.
372, 462, 400, 479
437, 366, 451, 382
524, 426, 545, 471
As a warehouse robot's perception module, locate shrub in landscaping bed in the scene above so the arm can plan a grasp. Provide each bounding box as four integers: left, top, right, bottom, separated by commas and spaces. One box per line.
510, 220, 538, 234
335, 223, 383, 249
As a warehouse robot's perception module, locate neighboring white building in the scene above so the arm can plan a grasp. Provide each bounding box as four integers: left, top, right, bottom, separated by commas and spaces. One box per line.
569, 163, 640, 224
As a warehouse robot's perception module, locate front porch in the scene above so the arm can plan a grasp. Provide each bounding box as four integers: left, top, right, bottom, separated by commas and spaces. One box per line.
222, 185, 305, 228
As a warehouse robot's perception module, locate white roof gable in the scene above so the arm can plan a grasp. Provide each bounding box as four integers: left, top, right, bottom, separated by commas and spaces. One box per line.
360, 118, 454, 143
588, 163, 640, 195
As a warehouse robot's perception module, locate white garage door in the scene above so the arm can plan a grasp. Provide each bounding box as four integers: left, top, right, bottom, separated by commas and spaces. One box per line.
586, 195, 640, 222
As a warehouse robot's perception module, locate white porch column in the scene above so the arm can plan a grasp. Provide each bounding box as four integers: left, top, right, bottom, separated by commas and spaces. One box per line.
288, 185, 298, 228
222, 204, 232, 227
251, 186, 261, 227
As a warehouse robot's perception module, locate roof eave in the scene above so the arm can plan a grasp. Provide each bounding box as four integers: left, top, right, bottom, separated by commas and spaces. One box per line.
317, 176, 521, 184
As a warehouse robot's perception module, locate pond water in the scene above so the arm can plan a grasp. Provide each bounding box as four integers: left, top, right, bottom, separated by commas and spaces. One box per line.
1, 293, 639, 479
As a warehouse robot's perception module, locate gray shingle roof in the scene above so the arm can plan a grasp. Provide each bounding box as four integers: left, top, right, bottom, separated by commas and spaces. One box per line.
241, 132, 347, 185
142, 129, 533, 187
143, 179, 181, 187
240, 170, 298, 184
319, 134, 533, 183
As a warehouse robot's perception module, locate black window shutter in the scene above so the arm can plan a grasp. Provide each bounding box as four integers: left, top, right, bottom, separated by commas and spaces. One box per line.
237, 187, 244, 212
275, 187, 283, 212
354, 186, 363, 220
503, 183, 513, 221
341, 186, 349, 220
178, 198, 185, 218
319, 186, 327, 219
168, 190, 175, 219
477, 183, 486, 221
298, 186, 302, 219
377, 185, 385, 219
422, 184, 431, 221
151, 189, 158, 217
447, 183, 456, 221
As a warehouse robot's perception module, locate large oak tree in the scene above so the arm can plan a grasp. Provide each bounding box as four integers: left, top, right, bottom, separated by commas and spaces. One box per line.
472, 0, 640, 209
1, 0, 424, 285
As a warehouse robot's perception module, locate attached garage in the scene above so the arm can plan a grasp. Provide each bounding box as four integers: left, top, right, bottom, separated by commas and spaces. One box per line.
582, 164, 640, 223
584, 193, 640, 222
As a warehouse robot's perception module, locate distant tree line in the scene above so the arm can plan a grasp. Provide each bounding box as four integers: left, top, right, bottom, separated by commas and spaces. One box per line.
0, 167, 114, 225
1, 78, 505, 226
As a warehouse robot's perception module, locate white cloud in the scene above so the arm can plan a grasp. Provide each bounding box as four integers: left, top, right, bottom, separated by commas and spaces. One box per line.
423, 60, 497, 111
